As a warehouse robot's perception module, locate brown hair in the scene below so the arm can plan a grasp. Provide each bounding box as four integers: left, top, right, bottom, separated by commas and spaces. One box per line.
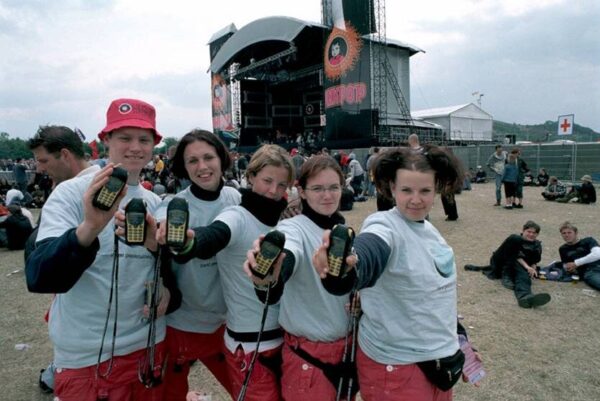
297, 155, 344, 189
246, 144, 295, 186
171, 129, 231, 180
372, 145, 464, 200
559, 221, 578, 233
523, 220, 541, 233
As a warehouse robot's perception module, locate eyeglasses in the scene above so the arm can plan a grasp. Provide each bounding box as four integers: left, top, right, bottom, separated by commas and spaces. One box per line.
305, 184, 342, 194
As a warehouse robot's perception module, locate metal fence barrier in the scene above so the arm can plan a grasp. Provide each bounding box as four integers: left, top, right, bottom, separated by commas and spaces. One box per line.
451, 143, 600, 184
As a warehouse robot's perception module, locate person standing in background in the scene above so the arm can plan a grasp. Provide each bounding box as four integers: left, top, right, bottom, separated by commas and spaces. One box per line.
486, 145, 507, 206
512, 148, 528, 208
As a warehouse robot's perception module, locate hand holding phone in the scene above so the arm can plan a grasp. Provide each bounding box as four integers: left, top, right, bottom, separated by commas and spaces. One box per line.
326, 224, 355, 278
251, 230, 285, 279
92, 166, 128, 210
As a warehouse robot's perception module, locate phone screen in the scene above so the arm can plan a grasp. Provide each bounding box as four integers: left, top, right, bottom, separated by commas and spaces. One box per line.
260, 241, 281, 260
168, 210, 187, 226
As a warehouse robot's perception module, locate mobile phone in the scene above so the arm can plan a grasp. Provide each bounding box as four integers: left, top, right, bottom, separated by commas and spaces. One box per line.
251, 230, 285, 279
458, 334, 485, 384
124, 198, 146, 245
326, 224, 355, 278
166, 197, 189, 249
92, 166, 128, 210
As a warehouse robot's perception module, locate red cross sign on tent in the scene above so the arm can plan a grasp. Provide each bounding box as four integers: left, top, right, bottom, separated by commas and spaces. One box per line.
557, 114, 574, 136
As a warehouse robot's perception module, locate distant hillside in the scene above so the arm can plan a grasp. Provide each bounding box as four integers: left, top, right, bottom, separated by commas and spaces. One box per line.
493, 120, 599, 143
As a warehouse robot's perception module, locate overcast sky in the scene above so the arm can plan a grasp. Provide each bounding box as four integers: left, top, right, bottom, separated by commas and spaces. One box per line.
1, 0, 598, 141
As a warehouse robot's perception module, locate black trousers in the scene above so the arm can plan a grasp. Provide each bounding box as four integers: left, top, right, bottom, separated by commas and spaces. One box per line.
441, 194, 458, 220
513, 265, 533, 299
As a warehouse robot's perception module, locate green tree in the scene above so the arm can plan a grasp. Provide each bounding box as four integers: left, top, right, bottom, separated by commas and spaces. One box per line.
0, 132, 33, 159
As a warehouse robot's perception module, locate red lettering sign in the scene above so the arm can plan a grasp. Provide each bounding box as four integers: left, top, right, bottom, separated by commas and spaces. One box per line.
324, 82, 368, 109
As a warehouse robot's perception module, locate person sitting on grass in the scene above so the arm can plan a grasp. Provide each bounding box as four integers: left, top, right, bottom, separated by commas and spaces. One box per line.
558, 221, 600, 291
557, 175, 596, 204
473, 165, 487, 183
541, 176, 567, 201
464, 220, 551, 308
536, 168, 549, 187
0, 204, 33, 250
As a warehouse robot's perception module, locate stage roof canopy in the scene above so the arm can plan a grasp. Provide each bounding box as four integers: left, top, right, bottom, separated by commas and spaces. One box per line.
209, 16, 326, 73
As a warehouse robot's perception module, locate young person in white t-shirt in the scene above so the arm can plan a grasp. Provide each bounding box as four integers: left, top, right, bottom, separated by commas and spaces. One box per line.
154, 129, 241, 400
313, 146, 465, 401
26, 98, 177, 401
158, 144, 295, 401
245, 155, 356, 400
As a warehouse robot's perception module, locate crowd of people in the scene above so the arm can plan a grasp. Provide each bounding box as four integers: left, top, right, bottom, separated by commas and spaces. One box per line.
0, 96, 596, 401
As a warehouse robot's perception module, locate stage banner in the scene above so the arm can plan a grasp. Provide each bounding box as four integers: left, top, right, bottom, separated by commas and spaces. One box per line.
323, 0, 375, 35
557, 114, 574, 136
323, 23, 373, 145
211, 73, 235, 133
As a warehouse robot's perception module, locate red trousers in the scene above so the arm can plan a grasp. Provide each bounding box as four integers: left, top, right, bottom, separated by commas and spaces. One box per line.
356, 346, 453, 401
282, 333, 354, 401
162, 325, 232, 401
225, 344, 282, 401
54, 342, 166, 401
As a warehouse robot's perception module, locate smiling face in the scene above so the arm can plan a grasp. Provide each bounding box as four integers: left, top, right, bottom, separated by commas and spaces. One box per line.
183, 140, 222, 191
522, 228, 539, 242
103, 127, 154, 182
249, 165, 289, 201
391, 169, 436, 221
300, 168, 342, 217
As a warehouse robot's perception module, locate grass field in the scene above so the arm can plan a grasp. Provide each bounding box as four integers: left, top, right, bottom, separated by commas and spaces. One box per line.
1, 182, 598, 401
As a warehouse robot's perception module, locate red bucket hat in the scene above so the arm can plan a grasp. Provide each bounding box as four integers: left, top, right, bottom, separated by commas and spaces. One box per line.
98, 98, 162, 145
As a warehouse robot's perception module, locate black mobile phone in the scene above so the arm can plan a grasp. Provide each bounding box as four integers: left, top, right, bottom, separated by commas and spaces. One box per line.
251, 230, 285, 279
124, 198, 146, 246
92, 166, 128, 211
327, 224, 355, 278
166, 197, 189, 249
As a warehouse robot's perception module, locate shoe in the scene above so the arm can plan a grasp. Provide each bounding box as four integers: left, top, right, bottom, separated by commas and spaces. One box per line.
503, 205, 513, 210
518, 293, 551, 308
514, 204, 523, 209
493, 202, 501, 206
502, 275, 515, 290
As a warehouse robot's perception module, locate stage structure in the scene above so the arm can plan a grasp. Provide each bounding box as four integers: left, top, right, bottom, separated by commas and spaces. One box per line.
208, 0, 441, 151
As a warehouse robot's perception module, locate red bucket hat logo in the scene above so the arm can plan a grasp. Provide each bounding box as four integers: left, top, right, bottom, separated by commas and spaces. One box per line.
98, 98, 162, 144
118, 103, 132, 114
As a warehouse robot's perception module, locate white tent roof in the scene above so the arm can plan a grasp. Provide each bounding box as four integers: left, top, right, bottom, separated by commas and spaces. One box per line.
412, 103, 493, 119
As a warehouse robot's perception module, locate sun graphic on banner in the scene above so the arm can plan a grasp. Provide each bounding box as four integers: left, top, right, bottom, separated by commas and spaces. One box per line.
324, 24, 362, 80
211, 74, 228, 113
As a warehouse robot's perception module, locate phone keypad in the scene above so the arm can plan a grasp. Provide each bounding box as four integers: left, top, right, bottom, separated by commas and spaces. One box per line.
97, 187, 118, 208
255, 254, 274, 276
128, 225, 144, 243
168, 224, 185, 243
327, 255, 343, 277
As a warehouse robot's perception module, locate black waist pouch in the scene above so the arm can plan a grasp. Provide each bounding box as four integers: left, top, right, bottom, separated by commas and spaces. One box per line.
417, 349, 465, 391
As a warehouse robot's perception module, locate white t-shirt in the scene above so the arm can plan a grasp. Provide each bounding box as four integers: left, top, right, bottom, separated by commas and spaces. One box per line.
37, 175, 163, 368
358, 208, 458, 364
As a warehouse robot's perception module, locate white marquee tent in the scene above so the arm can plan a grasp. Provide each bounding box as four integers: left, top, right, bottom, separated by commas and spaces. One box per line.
412, 103, 493, 142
